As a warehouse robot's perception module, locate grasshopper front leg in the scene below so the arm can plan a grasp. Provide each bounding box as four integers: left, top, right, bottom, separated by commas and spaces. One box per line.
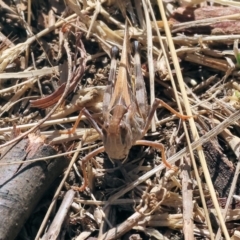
59, 107, 103, 138
60, 45, 119, 137
60, 108, 104, 192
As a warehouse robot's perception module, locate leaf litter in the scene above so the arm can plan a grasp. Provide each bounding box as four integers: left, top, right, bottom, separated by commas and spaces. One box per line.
1, 0, 240, 239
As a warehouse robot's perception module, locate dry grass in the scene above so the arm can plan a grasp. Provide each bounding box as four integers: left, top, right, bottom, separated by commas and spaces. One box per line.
1, 0, 240, 239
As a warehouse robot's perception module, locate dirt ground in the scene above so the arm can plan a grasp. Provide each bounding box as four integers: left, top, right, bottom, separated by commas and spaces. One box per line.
1, 0, 240, 239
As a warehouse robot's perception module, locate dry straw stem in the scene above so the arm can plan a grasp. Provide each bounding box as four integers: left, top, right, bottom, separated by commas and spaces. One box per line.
157, 0, 229, 239
0, 13, 77, 73
171, 34, 240, 46
210, 209, 240, 222
142, 0, 156, 131
86, 0, 101, 39
158, 3, 214, 239
0, 66, 59, 79
180, 0, 206, 5
147, 0, 212, 238
146, 0, 216, 239
0, 142, 99, 166
0, 14, 78, 150
0, 117, 86, 134
180, 52, 229, 72
181, 156, 194, 239
172, 12, 240, 33
35, 140, 84, 240
42, 189, 75, 240
100, 187, 171, 239
0, 81, 37, 116
0, 67, 59, 96
74, 198, 142, 206
213, 0, 240, 7
25, 0, 31, 65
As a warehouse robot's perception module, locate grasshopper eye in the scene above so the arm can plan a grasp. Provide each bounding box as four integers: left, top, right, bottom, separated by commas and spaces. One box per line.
111, 46, 119, 59
132, 40, 141, 55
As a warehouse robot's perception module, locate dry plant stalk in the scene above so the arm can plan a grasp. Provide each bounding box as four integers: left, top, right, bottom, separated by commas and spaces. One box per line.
157, 0, 231, 239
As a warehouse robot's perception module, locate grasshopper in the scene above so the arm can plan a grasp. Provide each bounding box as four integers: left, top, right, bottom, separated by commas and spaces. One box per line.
61, 24, 190, 191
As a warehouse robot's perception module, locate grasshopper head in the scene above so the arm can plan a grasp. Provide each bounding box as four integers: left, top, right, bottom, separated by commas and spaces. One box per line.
102, 105, 133, 160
